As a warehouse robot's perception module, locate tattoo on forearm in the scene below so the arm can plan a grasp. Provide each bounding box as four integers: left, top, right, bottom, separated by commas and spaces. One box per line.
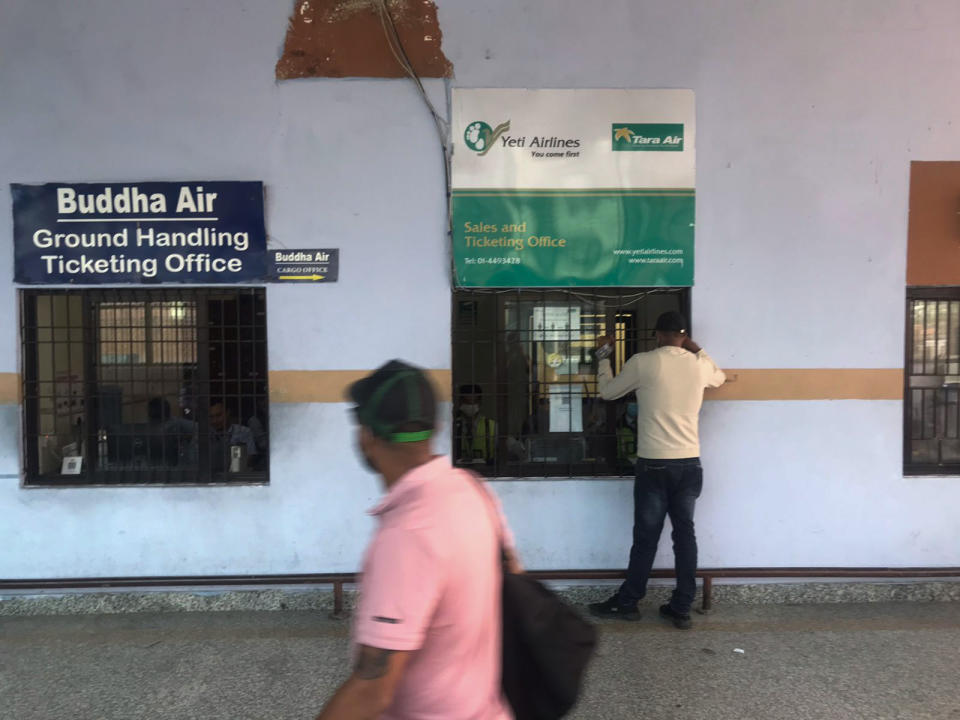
354, 646, 395, 680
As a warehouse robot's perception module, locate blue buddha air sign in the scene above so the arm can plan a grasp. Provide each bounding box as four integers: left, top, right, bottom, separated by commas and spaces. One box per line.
11, 181, 267, 284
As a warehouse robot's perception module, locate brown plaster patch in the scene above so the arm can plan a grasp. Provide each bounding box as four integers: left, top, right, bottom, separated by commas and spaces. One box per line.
906, 161, 960, 286
276, 0, 452, 80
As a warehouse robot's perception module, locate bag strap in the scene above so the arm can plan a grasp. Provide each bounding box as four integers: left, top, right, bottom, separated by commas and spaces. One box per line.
463, 470, 511, 571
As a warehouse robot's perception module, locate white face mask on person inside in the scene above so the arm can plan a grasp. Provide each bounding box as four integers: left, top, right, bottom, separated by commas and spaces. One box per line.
460, 403, 480, 418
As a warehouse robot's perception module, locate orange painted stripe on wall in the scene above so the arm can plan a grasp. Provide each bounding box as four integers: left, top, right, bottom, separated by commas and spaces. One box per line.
706, 369, 903, 401
0, 369, 903, 405
269, 370, 454, 403
0, 373, 18, 404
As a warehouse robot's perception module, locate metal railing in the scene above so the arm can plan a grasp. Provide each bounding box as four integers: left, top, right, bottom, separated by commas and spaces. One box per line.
4, 567, 959, 615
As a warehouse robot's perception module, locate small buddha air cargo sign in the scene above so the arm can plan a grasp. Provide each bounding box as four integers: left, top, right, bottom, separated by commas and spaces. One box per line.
267, 249, 339, 282
11, 181, 267, 284
452, 89, 695, 287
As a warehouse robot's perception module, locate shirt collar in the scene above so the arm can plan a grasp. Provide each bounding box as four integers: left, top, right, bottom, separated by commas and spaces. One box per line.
368, 455, 452, 517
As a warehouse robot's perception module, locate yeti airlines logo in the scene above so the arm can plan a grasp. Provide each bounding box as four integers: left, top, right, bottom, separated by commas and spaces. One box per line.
463, 120, 511, 156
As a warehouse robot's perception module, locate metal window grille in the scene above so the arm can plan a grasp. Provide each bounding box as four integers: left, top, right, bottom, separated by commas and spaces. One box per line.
905, 288, 960, 474
452, 287, 690, 478
20, 288, 269, 486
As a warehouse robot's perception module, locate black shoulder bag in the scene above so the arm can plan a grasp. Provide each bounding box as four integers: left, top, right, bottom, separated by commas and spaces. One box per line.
471, 475, 598, 720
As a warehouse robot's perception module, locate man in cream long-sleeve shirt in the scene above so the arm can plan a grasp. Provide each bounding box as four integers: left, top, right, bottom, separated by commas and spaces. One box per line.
589, 311, 725, 629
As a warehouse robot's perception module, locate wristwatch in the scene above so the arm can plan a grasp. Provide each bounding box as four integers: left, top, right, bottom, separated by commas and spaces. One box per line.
594, 343, 613, 361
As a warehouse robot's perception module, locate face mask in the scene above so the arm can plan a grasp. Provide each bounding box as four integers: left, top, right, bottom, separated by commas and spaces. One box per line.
356, 434, 379, 474
626, 403, 638, 420
460, 403, 480, 418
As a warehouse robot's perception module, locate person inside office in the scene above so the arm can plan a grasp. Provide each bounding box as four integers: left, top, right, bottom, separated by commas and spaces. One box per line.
208, 399, 258, 472
455, 384, 497, 465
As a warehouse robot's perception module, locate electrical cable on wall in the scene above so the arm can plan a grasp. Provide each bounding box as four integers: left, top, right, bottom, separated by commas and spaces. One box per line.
373, 0, 449, 146
373, 0, 453, 266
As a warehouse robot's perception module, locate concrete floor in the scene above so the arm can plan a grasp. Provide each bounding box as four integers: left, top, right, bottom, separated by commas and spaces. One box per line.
2, 602, 959, 720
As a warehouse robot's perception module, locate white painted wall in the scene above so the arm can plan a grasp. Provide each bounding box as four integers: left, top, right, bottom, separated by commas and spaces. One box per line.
2, 0, 960, 578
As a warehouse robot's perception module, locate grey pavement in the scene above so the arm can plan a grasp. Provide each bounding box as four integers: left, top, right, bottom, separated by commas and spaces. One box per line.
2, 601, 959, 720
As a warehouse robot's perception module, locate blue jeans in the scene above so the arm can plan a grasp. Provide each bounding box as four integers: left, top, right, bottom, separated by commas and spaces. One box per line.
617, 458, 703, 615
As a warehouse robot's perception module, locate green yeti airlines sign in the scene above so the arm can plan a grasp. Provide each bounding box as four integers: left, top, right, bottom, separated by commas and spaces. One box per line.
451, 89, 696, 288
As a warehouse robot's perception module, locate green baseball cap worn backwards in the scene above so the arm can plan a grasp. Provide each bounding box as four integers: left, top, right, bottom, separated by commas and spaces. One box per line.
347, 360, 437, 443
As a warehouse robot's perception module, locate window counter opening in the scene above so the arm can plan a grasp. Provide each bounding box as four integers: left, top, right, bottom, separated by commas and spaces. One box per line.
20, 288, 269, 486
453, 287, 690, 478
905, 288, 960, 475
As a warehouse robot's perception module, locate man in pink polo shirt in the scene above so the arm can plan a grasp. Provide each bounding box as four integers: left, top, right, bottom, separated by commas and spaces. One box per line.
315, 360, 514, 720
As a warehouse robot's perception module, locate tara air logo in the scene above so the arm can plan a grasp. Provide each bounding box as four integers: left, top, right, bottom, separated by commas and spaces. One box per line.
464, 120, 511, 156
612, 123, 684, 151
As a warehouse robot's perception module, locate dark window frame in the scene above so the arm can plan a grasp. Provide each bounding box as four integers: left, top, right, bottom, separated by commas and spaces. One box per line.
904, 286, 960, 476
19, 287, 270, 488
452, 287, 691, 479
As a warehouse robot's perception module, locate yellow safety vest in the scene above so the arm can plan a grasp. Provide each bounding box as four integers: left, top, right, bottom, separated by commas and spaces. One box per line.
617, 425, 637, 461
460, 416, 497, 462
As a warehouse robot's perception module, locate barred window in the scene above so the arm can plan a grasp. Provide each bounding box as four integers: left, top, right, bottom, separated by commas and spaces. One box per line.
452, 288, 690, 478
905, 288, 960, 475
20, 288, 269, 486
98, 301, 198, 366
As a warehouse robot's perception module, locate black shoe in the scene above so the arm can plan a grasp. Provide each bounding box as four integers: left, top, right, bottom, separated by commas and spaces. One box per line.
659, 603, 692, 629
589, 594, 640, 621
